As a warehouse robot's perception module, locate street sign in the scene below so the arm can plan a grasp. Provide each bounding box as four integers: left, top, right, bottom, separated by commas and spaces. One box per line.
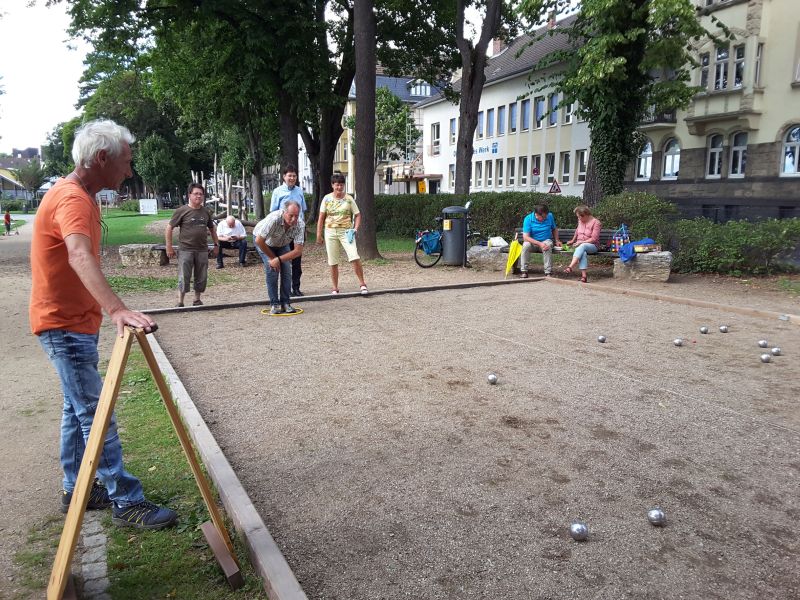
548, 180, 562, 194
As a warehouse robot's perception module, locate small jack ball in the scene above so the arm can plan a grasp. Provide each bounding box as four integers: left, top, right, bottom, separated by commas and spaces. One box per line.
719, 325, 729, 333
760, 354, 772, 363
758, 340, 769, 348
699, 326, 709, 334
597, 335, 607, 343
673, 338, 683, 347
569, 522, 589, 541
487, 373, 498, 385
771, 347, 782, 356
648, 508, 667, 526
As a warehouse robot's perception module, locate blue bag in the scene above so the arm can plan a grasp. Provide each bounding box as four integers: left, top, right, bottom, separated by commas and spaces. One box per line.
421, 230, 442, 254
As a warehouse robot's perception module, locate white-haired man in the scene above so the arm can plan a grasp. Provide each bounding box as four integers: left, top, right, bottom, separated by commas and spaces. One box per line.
215, 215, 248, 268
30, 119, 178, 530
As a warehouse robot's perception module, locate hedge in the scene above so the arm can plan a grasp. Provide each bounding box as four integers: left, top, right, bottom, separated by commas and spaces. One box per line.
593, 192, 679, 245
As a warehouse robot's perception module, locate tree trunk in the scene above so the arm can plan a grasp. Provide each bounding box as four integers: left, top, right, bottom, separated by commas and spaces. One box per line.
246, 118, 266, 220
278, 94, 299, 169
583, 153, 603, 207
354, 0, 379, 260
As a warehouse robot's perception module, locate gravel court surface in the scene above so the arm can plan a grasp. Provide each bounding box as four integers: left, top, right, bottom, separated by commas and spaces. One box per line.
153, 282, 800, 600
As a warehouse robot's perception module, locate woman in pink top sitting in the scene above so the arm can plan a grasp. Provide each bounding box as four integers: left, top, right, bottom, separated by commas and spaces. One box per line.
563, 205, 601, 283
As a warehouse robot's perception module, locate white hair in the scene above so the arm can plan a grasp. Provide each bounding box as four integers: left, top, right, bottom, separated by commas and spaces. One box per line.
71, 119, 135, 169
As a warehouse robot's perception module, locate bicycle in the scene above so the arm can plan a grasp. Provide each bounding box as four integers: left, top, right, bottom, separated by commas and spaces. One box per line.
413, 202, 485, 268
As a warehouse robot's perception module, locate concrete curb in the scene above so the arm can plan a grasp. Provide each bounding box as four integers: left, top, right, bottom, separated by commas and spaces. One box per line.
147, 335, 308, 600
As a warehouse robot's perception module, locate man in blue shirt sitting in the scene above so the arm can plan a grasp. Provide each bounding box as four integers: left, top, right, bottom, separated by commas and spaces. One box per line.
519, 203, 559, 278
270, 165, 308, 296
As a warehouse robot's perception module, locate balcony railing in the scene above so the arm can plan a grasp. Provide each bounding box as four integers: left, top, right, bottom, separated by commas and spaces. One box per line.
641, 110, 677, 125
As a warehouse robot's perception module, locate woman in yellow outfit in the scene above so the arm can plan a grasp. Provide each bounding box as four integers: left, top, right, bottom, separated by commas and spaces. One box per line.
316, 173, 368, 295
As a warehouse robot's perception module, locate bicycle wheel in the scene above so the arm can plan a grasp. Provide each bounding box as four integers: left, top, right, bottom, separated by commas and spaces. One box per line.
414, 240, 442, 268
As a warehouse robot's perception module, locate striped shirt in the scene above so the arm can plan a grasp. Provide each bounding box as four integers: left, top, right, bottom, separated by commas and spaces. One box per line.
253, 210, 305, 247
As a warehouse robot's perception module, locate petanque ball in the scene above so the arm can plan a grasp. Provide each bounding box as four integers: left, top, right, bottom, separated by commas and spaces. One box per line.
719, 325, 729, 333
648, 508, 667, 526
771, 347, 782, 356
569, 522, 589, 541
487, 373, 498, 385
758, 340, 769, 348
673, 338, 683, 347
760, 353, 772, 363
699, 326, 709, 334
598, 335, 607, 343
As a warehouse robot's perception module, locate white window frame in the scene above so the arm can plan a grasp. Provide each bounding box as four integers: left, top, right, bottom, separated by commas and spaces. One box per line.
476, 111, 484, 139
700, 52, 710, 90
755, 43, 763, 87
507, 157, 515, 186
431, 122, 440, 156
548, 93, 558, 127
714, 46, 729, 90
563, 102, 573, 124
663, 138, 681, 180
474, 162, 483, 188
496, 158, 504, 187
706, 134, 724, 178
521, 99, 531, 131
636, 140, 653, 181
497, 106, 506, 136
576, 150, 587, 183
729, 132, 747, 178
449, 118, 457, 144
519, 156, 528, 186
782, 126, 800, 176
733, 45, 745, 89
485, 160, 493, 187
561, 151, 571, 184
508, 103, 517, 133
532, 155, 542, 181
545, 152, 555, 183
486, 108, 495, 137
535, 96, 545, 129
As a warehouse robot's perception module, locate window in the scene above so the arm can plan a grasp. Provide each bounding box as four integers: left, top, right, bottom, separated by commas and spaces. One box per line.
663, 138, 681, 179
707, 134, 724, 178
733, 45, 745, 88
700, 52, 710, 89
476, 111, 484, 139
576, 149, 588, 183
486, 108, 495, 137
521, 99, 531, 131
485, 160, 493, 187
563, 102, 573, 124
509, 103, 517, 133
561, 151, 571, 184
535, 96, 545, 128
449, 118, 457, 144
520, 156, 528, 185
755, 43, 763, 87
545, 153, 555, 183
507, 157, 515, 186
496, 159, 504, 186
431, 122, 440, 156
342, 141, 348, 161
714, 47, 729, 90
475, 162, 483, 188
730, 132, 747, 178
532, 155, 542, 182
410, 82, 430, 96
636, 140, 653, 180
782, 126, 800, 175
497, 106, 506, 136
548, 94, 558, 126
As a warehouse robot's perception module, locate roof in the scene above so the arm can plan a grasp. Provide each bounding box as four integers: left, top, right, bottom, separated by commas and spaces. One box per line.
349, 75, 440, 104
0, 168, 24, 188
415, 14, 578, 109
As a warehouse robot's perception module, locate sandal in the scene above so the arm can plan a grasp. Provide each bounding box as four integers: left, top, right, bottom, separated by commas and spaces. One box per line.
519, 272, 528, 279
360, 284, 369, 295
331, 289, 340, 295
580, 273, 588, 283
192, 299, 203, 306
563, 266, 573, 275
176, 302, 184, 308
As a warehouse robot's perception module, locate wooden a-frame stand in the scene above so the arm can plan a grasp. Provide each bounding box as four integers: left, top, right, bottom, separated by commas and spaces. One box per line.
47, 326, 243, 600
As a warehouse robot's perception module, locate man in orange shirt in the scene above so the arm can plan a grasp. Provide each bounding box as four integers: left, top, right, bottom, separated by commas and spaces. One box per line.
30, 119, 177, 529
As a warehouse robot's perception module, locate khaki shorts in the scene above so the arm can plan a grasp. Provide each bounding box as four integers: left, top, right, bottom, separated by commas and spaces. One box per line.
324, 228, 360, 266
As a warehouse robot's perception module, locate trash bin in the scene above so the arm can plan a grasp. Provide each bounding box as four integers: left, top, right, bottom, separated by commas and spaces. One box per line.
441, 205, 468, 266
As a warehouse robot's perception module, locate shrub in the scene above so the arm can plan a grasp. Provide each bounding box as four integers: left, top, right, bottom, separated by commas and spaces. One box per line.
594, 192, 679, 244
672, 218, 800, 275
119, 199, 140, 212
0, 200, 24, 211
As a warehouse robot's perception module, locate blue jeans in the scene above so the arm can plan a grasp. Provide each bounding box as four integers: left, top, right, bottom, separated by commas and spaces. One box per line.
38, 330, 145, 507
573, 243, 598, 270
256, 244, 292, 305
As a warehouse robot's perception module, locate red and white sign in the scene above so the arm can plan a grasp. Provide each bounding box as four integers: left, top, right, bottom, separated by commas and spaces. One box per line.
548, 180, 562, 194
532, 166, 540, 176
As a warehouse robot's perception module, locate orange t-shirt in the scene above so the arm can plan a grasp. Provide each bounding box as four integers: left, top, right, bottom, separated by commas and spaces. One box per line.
29, 179, 103, 335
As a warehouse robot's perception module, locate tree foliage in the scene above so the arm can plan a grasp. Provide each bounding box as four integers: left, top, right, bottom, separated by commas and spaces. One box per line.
135, 133, 184, 196
520, 0, 730, 200
14, 158, 47, 200
42, 118, 81, 178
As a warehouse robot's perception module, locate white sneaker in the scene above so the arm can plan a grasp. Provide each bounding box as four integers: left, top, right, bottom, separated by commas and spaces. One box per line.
360, 285, 369, 295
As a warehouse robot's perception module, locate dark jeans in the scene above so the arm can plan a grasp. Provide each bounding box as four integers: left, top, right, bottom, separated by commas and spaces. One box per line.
217, 239, 248, 266
256, 244, 292, 305
290, 241, 302, 290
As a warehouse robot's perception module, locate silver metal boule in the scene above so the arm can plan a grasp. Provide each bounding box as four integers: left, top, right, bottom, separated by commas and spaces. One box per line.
569, 522, 589, 541
487, 373, 498, 385
598, 335, 607, 343
719, 325, 729, 333
673, 338, 683, 347
648, 508, 667, 526
699, 327, 709, 334
758, 340, 769, 348
760, 354, 772, 363
771, 347, 782, 356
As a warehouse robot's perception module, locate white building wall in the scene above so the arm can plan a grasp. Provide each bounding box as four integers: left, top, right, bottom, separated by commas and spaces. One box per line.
421, 73, 591, 198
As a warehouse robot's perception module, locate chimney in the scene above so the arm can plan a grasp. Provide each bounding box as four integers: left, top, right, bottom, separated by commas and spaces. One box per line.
492, 38, 505, 56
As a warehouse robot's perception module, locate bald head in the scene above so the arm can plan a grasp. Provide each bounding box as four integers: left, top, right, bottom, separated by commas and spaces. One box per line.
226, 215, 236, 227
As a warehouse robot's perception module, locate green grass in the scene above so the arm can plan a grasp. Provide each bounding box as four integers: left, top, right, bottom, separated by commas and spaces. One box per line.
778, 278, 800, 296
107, 272, 233, 295
12, 515, 63, 597
377, 235, 414, 254
102, 209, 174, 246
106, 349, 266, 599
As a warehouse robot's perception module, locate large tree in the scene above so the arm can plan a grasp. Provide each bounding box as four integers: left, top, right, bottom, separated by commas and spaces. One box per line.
520, 0, 729, 203
14, 159, 47, 204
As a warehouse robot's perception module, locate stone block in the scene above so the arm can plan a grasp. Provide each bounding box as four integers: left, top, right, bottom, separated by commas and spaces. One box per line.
81, 560, 108, 581
613, 251, 672, 282
119, 244, 162, 267
466, 246, 506, 271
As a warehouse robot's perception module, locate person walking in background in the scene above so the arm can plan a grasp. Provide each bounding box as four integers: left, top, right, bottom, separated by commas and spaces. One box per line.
519, 203, 559, 278
165, 183, 219, 307
4, 210, 11, 235
563, 205, 601, 283
215, 215, 248, 268
253, 200, 305, 315
270, 165, 308, 297
30, 119, 177, 530
316, 173, 368, 295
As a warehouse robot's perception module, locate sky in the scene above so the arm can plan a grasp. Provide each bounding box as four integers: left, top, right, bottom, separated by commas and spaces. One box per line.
0, 0, 90, 155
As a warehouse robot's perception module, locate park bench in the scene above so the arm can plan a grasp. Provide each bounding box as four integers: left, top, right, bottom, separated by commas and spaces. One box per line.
509, 228, 619, 255
150, 243, 258, 266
